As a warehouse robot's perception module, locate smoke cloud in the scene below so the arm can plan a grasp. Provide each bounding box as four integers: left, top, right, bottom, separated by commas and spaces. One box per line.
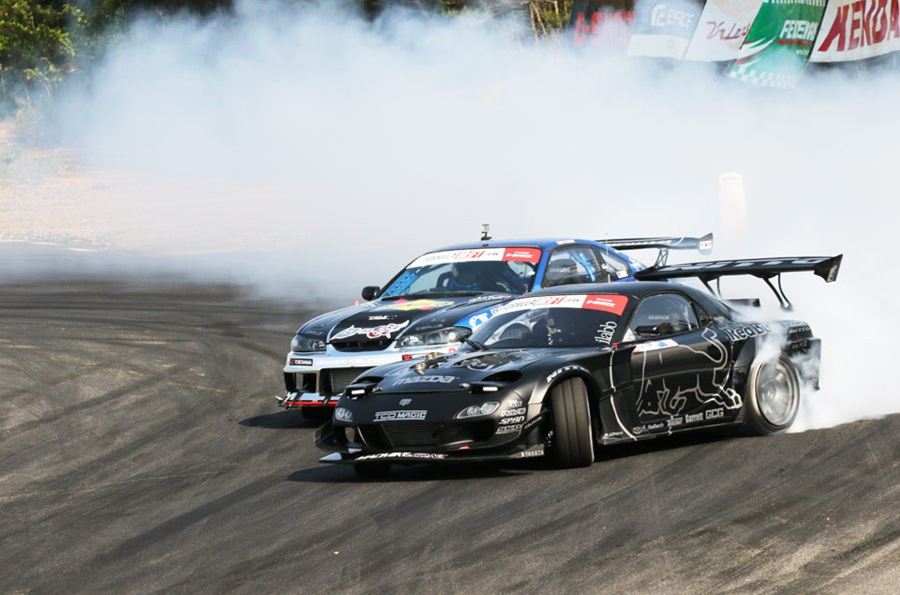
12, 0, 899, 428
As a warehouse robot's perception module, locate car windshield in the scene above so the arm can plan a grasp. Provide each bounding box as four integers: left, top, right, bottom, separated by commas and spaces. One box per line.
470, 294, 629, 349
380, 247, 541, 297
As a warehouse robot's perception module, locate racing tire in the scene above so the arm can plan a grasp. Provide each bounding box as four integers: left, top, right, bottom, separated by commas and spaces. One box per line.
743, 355, 801, 436
353, 462, 391, 479
549, 378, 595, 468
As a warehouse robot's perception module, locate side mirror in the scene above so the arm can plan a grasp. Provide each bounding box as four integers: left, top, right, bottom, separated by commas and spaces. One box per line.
361, 286, 381, 301
634, 323, 672, 339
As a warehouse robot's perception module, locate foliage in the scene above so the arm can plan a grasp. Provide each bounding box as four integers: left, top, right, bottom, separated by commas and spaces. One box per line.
0, 0, 574, 115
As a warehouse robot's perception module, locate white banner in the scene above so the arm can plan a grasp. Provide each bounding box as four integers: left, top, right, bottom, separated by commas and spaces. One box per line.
627, 0, 705, 59
683, 0, 765, 61
810, 0, 900, 62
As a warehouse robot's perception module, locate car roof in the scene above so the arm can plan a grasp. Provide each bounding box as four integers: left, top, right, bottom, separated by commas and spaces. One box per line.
430, 238, 604, 251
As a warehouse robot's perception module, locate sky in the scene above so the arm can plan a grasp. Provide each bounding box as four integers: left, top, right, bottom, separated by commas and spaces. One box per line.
33, 0, 900, 429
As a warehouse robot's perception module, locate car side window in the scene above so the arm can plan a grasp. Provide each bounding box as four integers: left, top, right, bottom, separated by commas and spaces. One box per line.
626, 293, 700, 340
544, 246, 610, 287
594, 248, 632, 280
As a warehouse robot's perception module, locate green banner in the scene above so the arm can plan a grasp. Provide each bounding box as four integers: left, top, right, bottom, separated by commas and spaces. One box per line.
727, 0, 827, 88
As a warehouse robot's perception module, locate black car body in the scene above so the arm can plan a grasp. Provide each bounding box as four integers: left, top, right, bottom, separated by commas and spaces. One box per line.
315, 255, 842, 474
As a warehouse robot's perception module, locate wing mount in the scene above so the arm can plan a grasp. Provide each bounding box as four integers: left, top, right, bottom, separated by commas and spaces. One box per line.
601, 233, 714, 266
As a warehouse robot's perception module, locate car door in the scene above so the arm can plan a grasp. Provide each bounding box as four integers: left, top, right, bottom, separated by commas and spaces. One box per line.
626, 292, 737, 434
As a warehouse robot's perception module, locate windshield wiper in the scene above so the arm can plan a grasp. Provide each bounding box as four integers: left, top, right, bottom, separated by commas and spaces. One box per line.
464, 337, 485, 351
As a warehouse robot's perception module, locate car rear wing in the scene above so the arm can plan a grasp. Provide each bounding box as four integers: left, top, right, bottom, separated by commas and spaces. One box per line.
634, 254, 843, 310
601, 233, 714, 266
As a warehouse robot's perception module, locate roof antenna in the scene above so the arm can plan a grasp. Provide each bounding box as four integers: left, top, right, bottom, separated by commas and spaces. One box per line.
481, 223, 492, 242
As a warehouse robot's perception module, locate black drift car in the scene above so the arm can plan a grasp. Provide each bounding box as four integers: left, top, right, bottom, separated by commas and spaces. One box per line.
315, 255, 842, 475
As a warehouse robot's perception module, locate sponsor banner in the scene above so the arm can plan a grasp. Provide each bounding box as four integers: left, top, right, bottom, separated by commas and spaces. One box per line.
571, 0, 638, 49
627, 0, 706, 59
497, 294, 629, 315
727, 0, 827, 88
811, 0, 900, 62
684, 0, 766, 61
408, 247, 541, 268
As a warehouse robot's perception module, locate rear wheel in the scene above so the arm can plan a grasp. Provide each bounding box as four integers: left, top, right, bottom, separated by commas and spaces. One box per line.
549, 378, 595, 468
743, 355, 800, 435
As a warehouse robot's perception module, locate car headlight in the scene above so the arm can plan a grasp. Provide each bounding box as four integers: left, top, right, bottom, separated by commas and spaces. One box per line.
291, 334, 326, 353
456, 401, 500, 419
398, 326, 471, 349
335, 407, 353, 422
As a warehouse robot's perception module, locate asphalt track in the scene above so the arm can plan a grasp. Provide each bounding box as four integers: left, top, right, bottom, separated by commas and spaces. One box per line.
2, 266, 900, 594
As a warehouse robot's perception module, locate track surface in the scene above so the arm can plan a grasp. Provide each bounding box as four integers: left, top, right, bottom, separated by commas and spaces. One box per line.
2, 277, 899, 595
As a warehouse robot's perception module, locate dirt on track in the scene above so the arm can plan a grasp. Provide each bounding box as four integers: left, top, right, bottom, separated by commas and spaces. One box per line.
2, 273, 899, 595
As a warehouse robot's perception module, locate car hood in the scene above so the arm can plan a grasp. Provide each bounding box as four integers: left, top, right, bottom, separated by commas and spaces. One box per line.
359, 348, 577, 394
297, 294, 515, 349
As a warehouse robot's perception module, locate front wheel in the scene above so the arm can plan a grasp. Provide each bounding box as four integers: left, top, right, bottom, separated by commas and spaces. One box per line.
549, 378, 595, 468
743, 355, 801, 436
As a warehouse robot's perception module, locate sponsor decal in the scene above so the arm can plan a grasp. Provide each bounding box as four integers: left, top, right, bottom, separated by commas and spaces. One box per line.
522, 417, 543, 432
367, 315, 392, 321
467, 294, 511, 305
685, 412, 704, 423
508, 400, 523, 408
469, 306, 504, 328
706, 407, 725, 420
667, 416, 684, 427
602, 431, 626, 440
497, 294, 628, 315
399, 398, 412, 406
393, 375, 456, 386
721, 323, 770, 341
812, 0, 900, 62
515, 448, 545, 458
375, 300, 455, 312
501, 407, 527, 417
546, 364, 587, 383
595, 320, 618, 345
409, 248, 537, 268
634, 339, 679, 353
332, 320, 411, 341
374, 410, 428, 422
633, 422, 666, 434
356, 452, 448, 461
583, 294, 629, 315
496, 424, 523, 435
499, 416, 526, 425
502, 248, 542, 263
289, 358, 313, 366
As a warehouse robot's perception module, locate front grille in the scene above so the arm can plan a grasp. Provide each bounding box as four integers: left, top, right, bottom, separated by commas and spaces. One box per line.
322, 367, 371, 396
330, 338, 392, 352
382, 422, 445, 447
359, 421, 494, 449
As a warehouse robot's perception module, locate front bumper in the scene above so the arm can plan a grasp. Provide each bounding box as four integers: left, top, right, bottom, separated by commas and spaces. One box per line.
279, 345, 457, 409
319, 446, 546, 465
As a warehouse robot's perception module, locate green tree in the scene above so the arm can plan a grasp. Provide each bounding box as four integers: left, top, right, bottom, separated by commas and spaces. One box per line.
0, 0, 80, 105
